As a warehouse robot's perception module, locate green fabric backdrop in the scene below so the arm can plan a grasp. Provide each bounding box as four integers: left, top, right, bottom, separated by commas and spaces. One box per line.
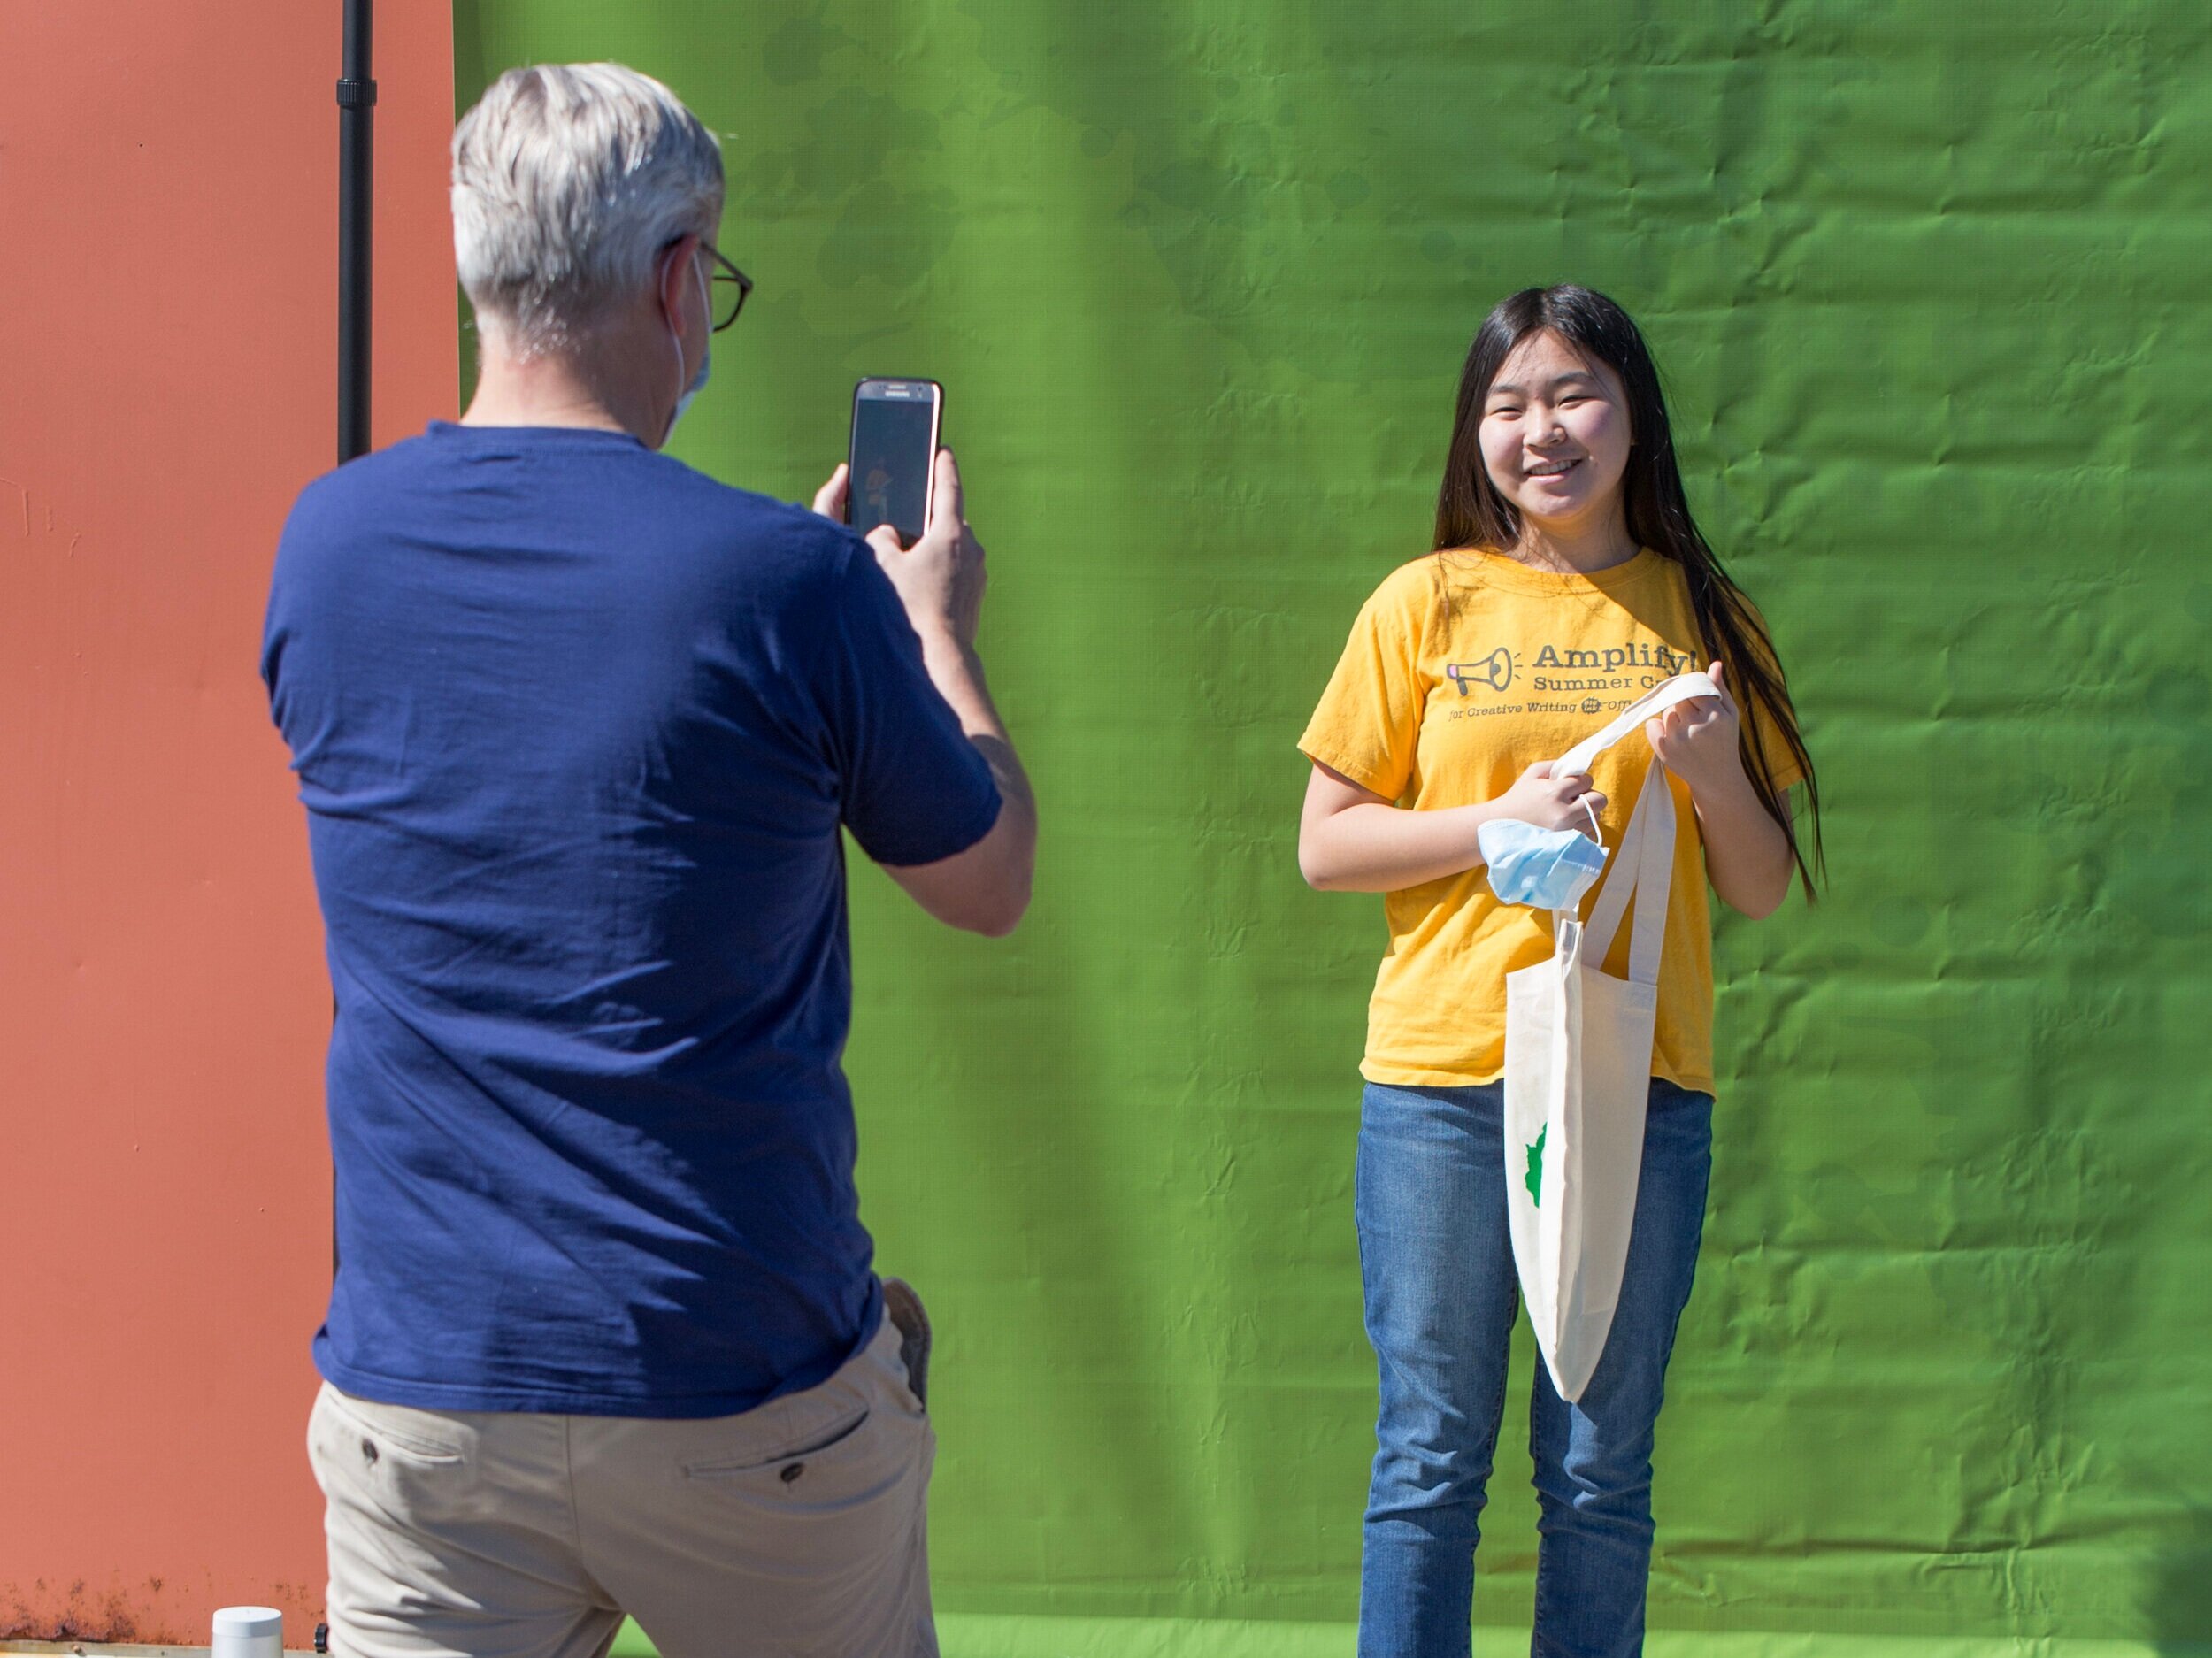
451, 4, 2212, 1652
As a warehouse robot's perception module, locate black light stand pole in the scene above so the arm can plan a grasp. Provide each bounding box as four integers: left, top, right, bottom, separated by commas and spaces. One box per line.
332, 0, 376, 1293
336, 0, 376, 463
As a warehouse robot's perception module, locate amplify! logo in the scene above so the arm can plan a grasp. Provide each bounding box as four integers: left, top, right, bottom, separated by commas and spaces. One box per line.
1446, 648, 1515, 695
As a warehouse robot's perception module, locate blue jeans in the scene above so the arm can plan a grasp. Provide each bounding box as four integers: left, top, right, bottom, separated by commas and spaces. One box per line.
1355, 1078, 1714, 1658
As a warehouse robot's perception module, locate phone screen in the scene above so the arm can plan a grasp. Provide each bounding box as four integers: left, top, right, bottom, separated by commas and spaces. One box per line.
847, 381, 941, 546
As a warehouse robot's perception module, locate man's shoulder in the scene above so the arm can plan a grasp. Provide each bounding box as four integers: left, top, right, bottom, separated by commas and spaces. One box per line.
666, 463, 862, 562
273, 440, 432, 603
649, 464, 877, 618
279, 430, 472, 562
285, 430, 431, 511
280, 432, 867, 582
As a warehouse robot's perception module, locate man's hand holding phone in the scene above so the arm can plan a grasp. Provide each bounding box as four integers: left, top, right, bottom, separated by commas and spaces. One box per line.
814, 449, 985, 654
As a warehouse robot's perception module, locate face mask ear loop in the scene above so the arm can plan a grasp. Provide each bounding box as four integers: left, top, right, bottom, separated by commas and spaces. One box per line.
661, 249, 713, 448
1580, 794, 1603, 843
661, 249, 688, 446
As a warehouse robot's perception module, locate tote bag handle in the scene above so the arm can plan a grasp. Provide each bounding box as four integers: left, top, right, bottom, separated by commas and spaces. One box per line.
1547, 672, 1706, 987
1577, 756, 1676, 986
1552, 672, 1718, 780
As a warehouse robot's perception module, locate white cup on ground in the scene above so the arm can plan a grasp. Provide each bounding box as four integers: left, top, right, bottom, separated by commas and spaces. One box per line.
212, 1605, 285, 1657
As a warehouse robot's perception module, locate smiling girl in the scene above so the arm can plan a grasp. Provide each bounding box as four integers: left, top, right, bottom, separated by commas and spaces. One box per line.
1296, 287, 1821, 1657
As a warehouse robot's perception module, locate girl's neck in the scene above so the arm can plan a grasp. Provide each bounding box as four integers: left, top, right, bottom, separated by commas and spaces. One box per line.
1508, 510, 1640, 577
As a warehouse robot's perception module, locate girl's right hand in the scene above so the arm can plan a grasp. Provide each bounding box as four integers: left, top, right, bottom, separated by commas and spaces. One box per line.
1494, 762, 1606, 839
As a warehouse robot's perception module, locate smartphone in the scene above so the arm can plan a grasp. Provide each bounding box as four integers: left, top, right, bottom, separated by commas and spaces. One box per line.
845, 378, 943, 547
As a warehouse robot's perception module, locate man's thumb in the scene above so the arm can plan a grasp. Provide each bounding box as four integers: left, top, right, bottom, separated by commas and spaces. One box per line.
864, 525, 904, 564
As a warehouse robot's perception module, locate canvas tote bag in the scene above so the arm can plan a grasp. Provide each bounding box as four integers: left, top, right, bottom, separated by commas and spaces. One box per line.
1503, 672, 1716, 1402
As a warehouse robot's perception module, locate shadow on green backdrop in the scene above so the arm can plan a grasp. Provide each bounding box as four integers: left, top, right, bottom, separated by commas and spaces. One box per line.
449, 4, 2212, 1653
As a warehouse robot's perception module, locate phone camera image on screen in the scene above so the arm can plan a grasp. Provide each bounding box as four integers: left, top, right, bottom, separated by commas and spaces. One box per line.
848, 382, 941, 547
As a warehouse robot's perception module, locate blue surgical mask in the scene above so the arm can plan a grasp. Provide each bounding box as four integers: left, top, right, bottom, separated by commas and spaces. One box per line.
661, 263, 711, 446
1478, 806, 1609, 910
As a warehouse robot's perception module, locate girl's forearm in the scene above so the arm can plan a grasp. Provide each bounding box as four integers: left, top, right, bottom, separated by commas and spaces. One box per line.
1693, 768, 1794, 918
1300, 801, 1497, 893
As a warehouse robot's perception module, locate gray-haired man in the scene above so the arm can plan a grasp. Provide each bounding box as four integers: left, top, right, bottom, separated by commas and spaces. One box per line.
264, 63, 1034, 1657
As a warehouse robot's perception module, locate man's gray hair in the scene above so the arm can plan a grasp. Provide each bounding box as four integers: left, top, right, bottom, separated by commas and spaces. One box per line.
452, 63, 724, 356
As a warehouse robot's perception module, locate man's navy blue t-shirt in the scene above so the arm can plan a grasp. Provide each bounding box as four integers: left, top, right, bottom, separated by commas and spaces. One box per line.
262, 422, 1001, 1417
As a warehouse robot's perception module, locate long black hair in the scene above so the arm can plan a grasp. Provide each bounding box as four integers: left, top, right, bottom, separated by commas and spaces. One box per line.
1436, 284, 1823, 895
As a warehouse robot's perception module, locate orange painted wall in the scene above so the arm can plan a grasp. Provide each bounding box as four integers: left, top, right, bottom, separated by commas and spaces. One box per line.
0, 3, 456, 1644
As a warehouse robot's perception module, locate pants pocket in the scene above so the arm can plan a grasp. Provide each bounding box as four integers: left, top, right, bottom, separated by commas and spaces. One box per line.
309, 1385, 480, 1532
314, 1385, 466, 1463
681, 1405, 871, 1480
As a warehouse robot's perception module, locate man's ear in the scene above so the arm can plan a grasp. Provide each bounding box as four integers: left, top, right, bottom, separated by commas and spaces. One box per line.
657, 234, 699, 326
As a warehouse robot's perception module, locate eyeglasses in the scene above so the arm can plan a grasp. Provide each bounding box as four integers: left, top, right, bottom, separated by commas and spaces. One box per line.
702, 242, 752, 332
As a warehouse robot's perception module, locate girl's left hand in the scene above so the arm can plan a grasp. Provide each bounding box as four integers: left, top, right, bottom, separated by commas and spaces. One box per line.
1647, 660, 1744, 797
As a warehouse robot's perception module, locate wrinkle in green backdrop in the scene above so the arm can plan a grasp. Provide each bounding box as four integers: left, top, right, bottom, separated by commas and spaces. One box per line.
452, 4, 2212, 1650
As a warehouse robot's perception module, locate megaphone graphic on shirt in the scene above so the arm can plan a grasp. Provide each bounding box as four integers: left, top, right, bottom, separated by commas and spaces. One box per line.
1447, 648, 1514, 695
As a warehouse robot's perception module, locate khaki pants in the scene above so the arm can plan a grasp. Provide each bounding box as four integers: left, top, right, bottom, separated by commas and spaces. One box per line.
309, 1304, 935, 1658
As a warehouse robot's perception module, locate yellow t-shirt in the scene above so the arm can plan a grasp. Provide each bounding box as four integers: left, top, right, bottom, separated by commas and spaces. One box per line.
1298, 548, 1803, 1095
